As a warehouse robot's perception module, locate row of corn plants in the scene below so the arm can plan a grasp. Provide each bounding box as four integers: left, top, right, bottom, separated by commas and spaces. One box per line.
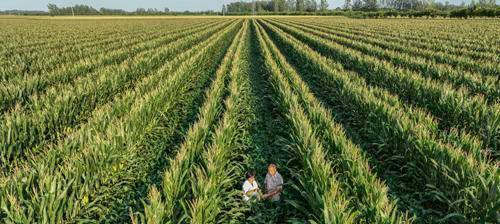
0, 20, 232, 184
266, 19, 499, 158
255, 20, 358, 223
0, 20, 213, 83
0, 20, 241, 223
265, 20, 492, 161
0, 19, 193, 62
259, 19, 499, 223
239, 23, 294, 222
0, 20, 221, 113
0, 20, 237, 191
133, 20, 247, 224
0, 24, 148, 81
0, 19, 155, 54
308, 18, 499, 58
184, 21, 257, 223
277, 19, 499, 101
73, 20, 243, 222
1, 26, 155, 81
257, 19, 410, 223
269, 19, 496, 162
302, 20, 499, 78
294, 19, 500, 75
0, 20, 233, 171
261, 20, 487, 163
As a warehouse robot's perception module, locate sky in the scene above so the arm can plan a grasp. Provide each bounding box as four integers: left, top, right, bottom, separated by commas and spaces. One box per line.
0, 0, 496, 12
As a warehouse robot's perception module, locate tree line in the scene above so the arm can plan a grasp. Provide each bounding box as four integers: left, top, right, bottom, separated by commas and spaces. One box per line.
221, 0, 498, 18
223, 0, 496, 12
46, 4, 218, 16
223, 0, 329, 13
12, 2, 494, 18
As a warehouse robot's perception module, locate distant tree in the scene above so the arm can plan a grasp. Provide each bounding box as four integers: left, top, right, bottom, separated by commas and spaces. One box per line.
304, 0, 318, 11
164, 8, 170, 13
320, 0, 329, 10
147, 8, 158, 14
286, 0, 297, 11
272, 0, 287, 11
100, 7, 127, 15
47, 4, 98, 15
136, 8, 146, 15
273, 0, 280, 11
279, 0, 287, 11
47, 4, 59, 15
477, 0, 495, 6
296, 0, 305, 11
312, 0, 318, 11
352, 0, 363, 9
222, 4, 226, 15
363, 0, 378, 10
344, 0, 352, 9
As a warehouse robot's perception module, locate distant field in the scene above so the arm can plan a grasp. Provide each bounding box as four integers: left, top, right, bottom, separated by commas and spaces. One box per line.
0, 17, 498, 223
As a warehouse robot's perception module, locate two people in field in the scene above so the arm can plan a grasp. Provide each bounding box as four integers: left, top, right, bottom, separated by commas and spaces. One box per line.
243, 163, 283, 202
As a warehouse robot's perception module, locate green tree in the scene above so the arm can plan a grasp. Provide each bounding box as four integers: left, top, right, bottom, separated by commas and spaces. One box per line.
363, 0, 378, 9
352, 0, 363, 9
344, 0, 352, 9
47, 4, 59, 15
305, 0, 318, 11
286, 0, 297, 11
273, 0, 287, 11
296, 0, 305, 11
320, 0, 329, 10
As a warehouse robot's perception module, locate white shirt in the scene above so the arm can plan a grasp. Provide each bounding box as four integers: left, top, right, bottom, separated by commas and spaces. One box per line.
242, 180, 259, 201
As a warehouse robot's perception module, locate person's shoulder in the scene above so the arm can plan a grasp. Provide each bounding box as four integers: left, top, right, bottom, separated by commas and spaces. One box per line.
243, 180, 251, 186
277, 172, 283, 178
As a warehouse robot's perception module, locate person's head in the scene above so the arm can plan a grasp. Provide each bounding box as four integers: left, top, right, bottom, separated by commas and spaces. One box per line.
268, 164, 277, 176
246, 170, 256, 182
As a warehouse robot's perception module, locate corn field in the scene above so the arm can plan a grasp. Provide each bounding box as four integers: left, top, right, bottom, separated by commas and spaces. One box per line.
0, 17, 498, 224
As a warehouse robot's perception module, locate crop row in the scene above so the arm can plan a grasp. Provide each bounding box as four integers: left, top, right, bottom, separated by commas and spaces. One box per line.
258, 19, 498, 223
133, 19, 247, 224
255, 19, 410, 223
0, 20, 214, 83
277, 19, 499, 100
0, 19, 193, 54
0, 20, 233, 171
265, 19, 499, 159
296, 20, 500, 72
311, 18, 500, 55
297, 18, 500, 64
0, 19, 240, 223
0, 20, 221, 113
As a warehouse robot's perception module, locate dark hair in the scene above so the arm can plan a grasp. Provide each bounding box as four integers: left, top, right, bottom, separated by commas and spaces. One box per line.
246, 170, 256, 179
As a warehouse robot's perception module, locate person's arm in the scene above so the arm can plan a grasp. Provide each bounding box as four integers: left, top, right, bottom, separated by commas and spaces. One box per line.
270, 174, 284, 195
244, 182, 260, 196
245, 189, 257, 197
267, 185, 282, 196
275, 175, 283, 193
243, 182, 252, 197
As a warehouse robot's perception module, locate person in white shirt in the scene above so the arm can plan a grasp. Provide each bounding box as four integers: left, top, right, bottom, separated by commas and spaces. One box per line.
243, 170, 260, 202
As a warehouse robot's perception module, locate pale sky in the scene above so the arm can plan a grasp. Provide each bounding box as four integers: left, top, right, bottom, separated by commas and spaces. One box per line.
0, 0, 495, 11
